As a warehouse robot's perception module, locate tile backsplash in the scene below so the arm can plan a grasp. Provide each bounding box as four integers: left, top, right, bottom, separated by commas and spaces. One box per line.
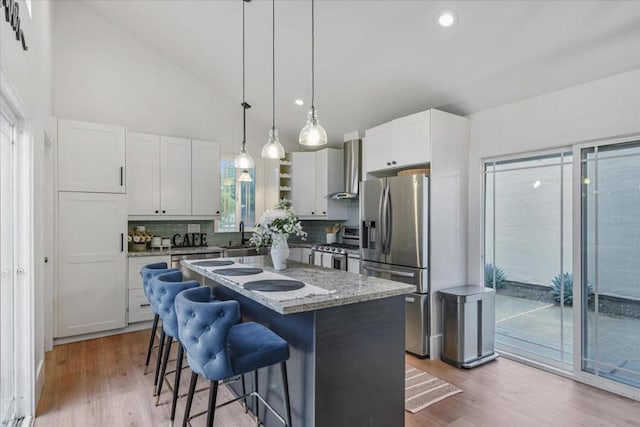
129, 200, 359, 247
128, 220, 242, 247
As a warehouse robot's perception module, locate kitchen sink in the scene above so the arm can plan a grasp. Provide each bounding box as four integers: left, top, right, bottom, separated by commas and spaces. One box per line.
221, 245, 269, 257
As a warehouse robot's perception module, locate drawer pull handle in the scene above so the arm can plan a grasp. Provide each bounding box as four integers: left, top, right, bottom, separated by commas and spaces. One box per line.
140, 303, 151, 307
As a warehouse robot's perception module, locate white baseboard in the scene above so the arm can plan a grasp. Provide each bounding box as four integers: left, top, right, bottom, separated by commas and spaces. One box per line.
429, 334, 442, 360
53, 321, 153, 346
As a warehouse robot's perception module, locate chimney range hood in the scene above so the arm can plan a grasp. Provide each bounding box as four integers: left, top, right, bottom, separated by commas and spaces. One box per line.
328, 139, 361, 199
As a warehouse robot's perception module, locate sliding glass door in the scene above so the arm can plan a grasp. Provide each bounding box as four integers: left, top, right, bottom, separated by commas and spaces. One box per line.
484, 152, 573, 369
580, 140, 640, 388
0, 105, 16, 424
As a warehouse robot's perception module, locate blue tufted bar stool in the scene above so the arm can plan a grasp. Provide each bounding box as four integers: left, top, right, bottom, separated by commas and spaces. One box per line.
176, 287, 292, 427
149, 270, 206, 424
140, 263, 180, 379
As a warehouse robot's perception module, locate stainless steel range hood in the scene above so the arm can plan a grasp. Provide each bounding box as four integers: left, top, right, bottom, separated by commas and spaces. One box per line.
328, 139, 361, 199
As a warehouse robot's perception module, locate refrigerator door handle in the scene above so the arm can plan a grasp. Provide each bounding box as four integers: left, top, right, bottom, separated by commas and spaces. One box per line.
362, 264, 415, 277
379, 184, 387, 253
385, 185, 392, 254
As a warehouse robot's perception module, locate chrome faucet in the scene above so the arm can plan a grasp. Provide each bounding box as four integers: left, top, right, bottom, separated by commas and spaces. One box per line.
239, 220, 249, 245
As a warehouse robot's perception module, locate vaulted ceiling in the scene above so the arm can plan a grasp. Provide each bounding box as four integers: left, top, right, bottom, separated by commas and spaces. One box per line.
82, 0, 640, 149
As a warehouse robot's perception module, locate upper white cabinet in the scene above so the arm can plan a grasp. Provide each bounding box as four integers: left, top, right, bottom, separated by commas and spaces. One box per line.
363, 110, 431, 174
127, 133, 194, 216
58, 119, 126, 193
160, 136, 192, 215
126, 132, 161, 215
57, 192, 127, 337
191, 140, 221, 216
292, 148, 347, 220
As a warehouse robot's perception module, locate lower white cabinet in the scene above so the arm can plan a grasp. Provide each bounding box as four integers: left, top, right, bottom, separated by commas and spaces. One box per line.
288, 248, 302, 263
301, 248, 312, 264
348, 256, 361, 274
57, 192, 127, 338
127, 255, 170, 323
128, 289, 154, 323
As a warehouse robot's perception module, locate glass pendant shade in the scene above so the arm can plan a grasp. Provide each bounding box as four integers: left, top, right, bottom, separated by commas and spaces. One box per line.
298, 110, 327, 146
234, 146, 254, 169
238, 169, 253, 182
262, 128, 285, 159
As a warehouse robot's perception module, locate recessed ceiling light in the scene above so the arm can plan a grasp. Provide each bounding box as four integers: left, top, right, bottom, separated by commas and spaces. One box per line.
438, 10, 458, 27
533, 180, 541, 189
295, 99, 304, 106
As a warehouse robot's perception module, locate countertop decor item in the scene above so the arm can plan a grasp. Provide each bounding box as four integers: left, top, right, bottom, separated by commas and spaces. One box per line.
397, 168, 430, 176
298, 0, 327, 147
261, 0, 285, 160
250, 198, 307, 270
234, 0, 254, 170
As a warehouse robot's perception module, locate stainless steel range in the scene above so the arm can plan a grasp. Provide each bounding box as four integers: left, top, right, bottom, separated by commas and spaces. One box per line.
311, 226, 359, 270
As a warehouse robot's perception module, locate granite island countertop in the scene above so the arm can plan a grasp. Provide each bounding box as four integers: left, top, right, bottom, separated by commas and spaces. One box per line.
182, 255, 415, 315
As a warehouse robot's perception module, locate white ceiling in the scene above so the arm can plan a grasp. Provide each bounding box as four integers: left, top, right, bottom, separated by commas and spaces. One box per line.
82, 0, 640, 149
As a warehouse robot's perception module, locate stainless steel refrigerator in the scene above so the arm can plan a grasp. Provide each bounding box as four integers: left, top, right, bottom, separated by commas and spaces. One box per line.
360, 174, 430, 357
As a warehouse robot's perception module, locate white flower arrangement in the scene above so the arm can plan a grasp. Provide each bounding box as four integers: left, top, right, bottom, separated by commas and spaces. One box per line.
250, 198, 307, 248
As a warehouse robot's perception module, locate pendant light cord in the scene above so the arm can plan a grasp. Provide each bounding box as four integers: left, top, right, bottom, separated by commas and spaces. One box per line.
272, 0, 276, 130
311, 0, 315, 113
242, 0, 248, 149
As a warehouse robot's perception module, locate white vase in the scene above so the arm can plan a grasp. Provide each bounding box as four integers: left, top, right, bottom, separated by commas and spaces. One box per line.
270, 233, 290, 271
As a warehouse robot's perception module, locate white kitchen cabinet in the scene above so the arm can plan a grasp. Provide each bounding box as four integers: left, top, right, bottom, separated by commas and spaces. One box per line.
191, 140, 221, 216
126, 132, 161, 215
292, 149, 347, 220
127, 133, 194, 216
301, 248, 312, 264
127, 255, 171, 290
57, 192, 127, 337
348, 256, 361, 274
58, 119, 126, 193
288, 248, 302, 263
363, 110, 432, 174
160, 136, 192, 215
127, 255, 170, 323
291, 152, 316, 216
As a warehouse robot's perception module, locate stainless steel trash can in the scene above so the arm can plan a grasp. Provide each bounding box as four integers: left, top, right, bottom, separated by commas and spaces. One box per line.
439, 285, 499, 368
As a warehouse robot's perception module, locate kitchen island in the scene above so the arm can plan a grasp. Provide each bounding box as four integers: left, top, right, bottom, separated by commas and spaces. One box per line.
183, 256, 415, 427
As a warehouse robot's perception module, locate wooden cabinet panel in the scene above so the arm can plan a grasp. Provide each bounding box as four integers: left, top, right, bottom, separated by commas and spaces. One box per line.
58, 119, 125, 193
191, 140, 221, 216
57, 192, 126, 337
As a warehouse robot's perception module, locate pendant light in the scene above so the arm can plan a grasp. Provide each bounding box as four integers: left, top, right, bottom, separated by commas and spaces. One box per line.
234, 0, 255, 169
298, 0, 327, 147
238, 169, 253, 182
261, 0, 285, 159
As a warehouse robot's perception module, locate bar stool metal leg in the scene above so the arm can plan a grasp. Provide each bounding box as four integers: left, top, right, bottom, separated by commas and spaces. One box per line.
242, 374, 248, 413
206, 380, 219, 427
156, 336, 173, 403
144, 314, 159, 374
254, 370, 260, 426
170, 343, 185, 423
280, 362, 292, 427
183, 372, 198, 427
153, 329, 166, 395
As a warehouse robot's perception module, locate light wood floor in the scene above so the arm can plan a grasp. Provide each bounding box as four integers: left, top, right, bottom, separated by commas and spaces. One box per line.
36, 330, 638, 427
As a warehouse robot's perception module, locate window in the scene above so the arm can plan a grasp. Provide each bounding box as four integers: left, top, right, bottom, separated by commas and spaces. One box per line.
218, 157, 256, 232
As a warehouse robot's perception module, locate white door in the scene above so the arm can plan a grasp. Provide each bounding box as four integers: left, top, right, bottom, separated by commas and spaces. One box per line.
314, 150, 328, 216
126, 132, 161, 215
160, 136, 191, 215
291, 152, 316, 216
57, 192, 126, 337
0, 106, 16, 425
392, 110, 429, 168
191, 140, 221, 216
58, 119, 126, 193
363, 122, 392, 173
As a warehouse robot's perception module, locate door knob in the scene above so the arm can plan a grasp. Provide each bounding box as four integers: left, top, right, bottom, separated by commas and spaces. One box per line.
17, 268, 25, 274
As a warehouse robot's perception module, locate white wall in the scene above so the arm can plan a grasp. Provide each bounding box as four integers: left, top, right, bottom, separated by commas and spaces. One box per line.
467, 69, 640, 284
52, 0, 268, 156
0, 0, 53, 410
